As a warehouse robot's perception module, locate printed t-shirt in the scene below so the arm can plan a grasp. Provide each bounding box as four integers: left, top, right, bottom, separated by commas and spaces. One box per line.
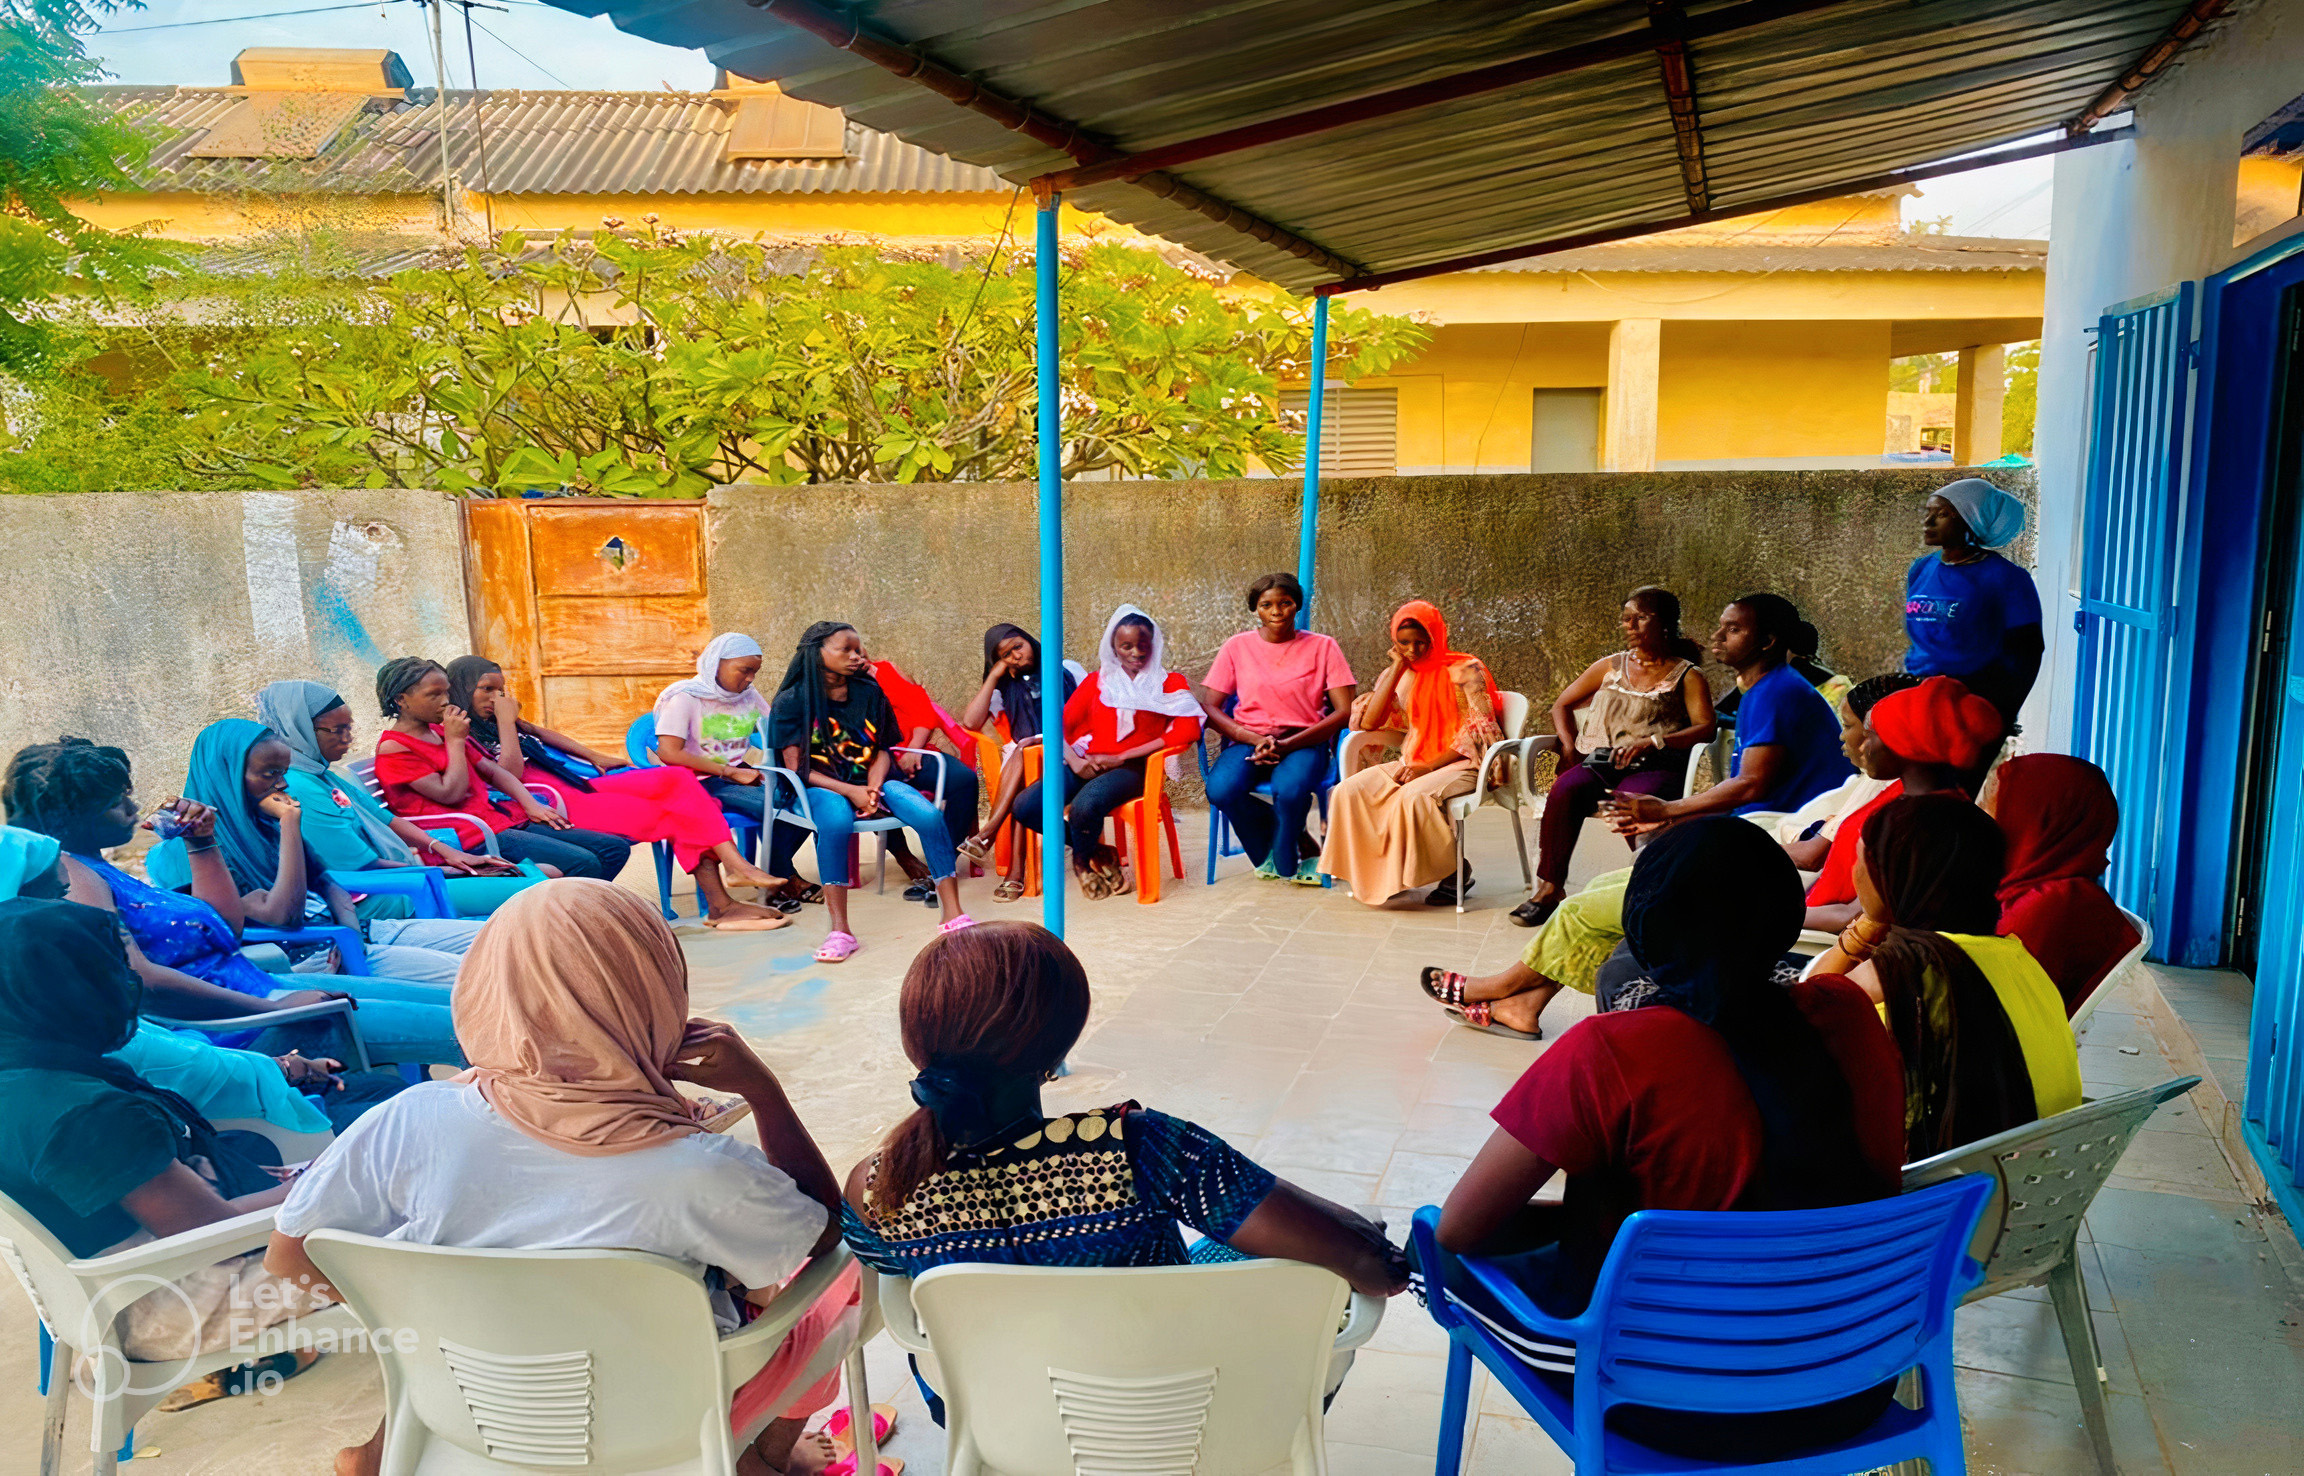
652, 684, 772, 767
767, 681, 900, 786
1489, 975, 1903, 1304
1732, 664, 1856, 815
1805, 780, 1904, 906
1202, 630, 1355, 734
372, 728, 521, 832
0, 1070, 181, 1257
277, 1081, 825, 1297
1063, 672, 1202, 757
841, 1103, 1275, 1277
1904, 552, 2043, 679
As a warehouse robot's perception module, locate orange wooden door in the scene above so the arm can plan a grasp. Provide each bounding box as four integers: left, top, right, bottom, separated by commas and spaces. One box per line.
463, 500, 711, 755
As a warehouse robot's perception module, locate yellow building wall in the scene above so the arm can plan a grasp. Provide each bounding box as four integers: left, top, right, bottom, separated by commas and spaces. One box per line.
1656, 320, 1890, 462
1354, 322, 1612, 471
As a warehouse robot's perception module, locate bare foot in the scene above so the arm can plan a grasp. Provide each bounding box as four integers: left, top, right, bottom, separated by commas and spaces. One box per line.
1485, 984, 1558, 1037
723, 861, 786, 891
336, 1423, 385, 1476
784, 1431, 838, 1476
706, 901, 792, 931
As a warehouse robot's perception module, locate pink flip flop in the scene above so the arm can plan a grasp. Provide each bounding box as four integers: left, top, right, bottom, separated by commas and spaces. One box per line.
939, 914, 977, 933
814, 931, 860, 963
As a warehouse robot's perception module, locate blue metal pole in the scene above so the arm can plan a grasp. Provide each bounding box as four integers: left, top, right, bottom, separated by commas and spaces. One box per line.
1036, 193, 1066, 936
1297, 293, 1330, 629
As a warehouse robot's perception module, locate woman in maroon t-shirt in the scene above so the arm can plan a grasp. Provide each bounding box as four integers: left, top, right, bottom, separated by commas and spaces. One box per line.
1423, 817, 1905, 1462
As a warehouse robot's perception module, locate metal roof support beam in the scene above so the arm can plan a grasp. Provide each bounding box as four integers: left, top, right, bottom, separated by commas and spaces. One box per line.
1029, 0, 1851, 195
1315, 125, 2134, 296
2067, 0, 2234, 134
1646, 0, 1708, 214
744, 0, 1363, 279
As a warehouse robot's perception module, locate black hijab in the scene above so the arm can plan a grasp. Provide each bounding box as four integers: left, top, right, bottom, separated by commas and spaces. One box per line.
1621, 818, 1887, 1210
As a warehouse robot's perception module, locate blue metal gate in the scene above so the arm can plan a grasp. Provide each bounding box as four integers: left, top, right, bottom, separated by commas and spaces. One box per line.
2247, 562, 2304, 1207
2072, 283, 2196, 923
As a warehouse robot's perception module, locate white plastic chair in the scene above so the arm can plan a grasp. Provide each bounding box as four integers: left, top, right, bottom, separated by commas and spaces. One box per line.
879, 1257, 1384, 1476
1, 1194, 357, 1476
302, 1231, 879, 1476
1891, 1077, 2201, 1476
1682, 726, 1735, 797
767, 747, 947, 894
2068, 905, 2152, 1036
348, 758, 503, 858
1337, 690, 1539, 911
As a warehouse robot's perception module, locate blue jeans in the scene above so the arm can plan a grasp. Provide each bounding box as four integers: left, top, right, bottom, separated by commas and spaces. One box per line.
805, 779, 955, 888
1205, 741, 1329, 875
249, 974, 466, 1071
704, 772, 811, 880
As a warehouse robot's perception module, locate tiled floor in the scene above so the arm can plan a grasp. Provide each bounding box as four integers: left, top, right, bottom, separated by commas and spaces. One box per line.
5, 815, 2301, 1475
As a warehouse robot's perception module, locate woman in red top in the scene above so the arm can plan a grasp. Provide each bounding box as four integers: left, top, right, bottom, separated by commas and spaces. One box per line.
1989, 754, 2138, 1013
369, 659, 636, 885
862, 646, 982, 909
1013, 606, 1202, 900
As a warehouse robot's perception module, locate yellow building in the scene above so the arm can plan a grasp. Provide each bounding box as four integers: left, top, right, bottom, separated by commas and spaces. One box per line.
80, 47, 2042, 472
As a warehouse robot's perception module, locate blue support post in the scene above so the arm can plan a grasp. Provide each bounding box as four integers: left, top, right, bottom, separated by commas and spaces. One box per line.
1296, 293, 1330, 629
1036, 193, 1066, 936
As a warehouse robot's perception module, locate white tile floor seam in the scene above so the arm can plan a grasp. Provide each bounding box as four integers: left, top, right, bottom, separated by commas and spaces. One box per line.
3, 812, 2298, 1475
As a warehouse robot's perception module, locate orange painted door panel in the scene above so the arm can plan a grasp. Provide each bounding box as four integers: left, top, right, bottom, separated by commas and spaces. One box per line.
462, 500, 709, 754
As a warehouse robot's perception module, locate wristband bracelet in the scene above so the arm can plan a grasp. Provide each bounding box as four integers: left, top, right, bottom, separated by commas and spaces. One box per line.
1836, 922, 1884, 961
185, 836, 218, 854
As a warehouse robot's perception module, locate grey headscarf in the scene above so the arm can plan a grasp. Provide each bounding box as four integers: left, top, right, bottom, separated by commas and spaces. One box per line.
253, 679, 418, 865
1933, 477, 2028, 549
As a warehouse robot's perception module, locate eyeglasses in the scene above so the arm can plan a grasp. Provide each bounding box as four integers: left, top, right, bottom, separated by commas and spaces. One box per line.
314, 723, 355, 739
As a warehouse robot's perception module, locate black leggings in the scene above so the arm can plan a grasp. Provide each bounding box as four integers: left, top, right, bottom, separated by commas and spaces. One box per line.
495, 823, 633, 880
1014, 756, 1148, 859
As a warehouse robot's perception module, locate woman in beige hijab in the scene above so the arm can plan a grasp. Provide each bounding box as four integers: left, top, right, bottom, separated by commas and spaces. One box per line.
268, 879, 865, 1476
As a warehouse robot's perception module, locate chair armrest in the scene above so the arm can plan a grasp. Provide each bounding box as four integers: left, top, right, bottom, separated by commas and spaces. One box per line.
1337, 729, 1392, 778
1335, 1290, 1386, 1353
1474, 734, 1554, 802
873, 1272, 935, 1356
1791, 928, 1837, 955
150, 996, 372, 1071
245, 924, 370, 976
765, 766, 813, 824
325, 867, 451, 919
891, 747, 947, 807
1141, 746, 1185, 808
524, 782, 568, 817
418, 815, 503, 856
71, 1208, 279, 1320
718, 1243, 862, 1386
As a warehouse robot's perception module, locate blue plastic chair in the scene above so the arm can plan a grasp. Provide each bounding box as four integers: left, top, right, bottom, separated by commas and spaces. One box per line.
324, 865, 453, 919
623, 711, 762, 920
1194, 696, 1339, 886
1412, 1174, 1994, 1476
241, 922, 372, 975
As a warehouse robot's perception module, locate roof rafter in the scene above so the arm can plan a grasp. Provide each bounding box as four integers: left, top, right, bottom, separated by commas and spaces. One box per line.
1315, 125, 2133, 295
2067, 0, 2234, 132
1028, 0, 1854, 196
744, 0, 1365, 278
1646, 0, 1709, 214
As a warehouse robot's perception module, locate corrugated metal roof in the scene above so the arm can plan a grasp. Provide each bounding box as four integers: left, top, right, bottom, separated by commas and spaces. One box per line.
1475, 236, 2048, 273
545, 0, 2213, 290
90, 84, 1010, 196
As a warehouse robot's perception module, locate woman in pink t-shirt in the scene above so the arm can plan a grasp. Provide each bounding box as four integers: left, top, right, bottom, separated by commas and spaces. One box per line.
1194, 573, 1358, 884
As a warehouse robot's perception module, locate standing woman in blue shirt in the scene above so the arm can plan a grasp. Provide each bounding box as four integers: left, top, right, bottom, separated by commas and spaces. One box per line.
1904, 477, 2043, 725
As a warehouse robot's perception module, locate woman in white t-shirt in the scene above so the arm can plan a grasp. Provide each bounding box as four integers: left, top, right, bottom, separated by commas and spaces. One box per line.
653, 633, 818, 913
267, 879, 858, 1476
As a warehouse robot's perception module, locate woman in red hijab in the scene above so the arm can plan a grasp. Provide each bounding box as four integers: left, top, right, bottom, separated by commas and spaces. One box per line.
1989, 754, 2138, 1013
1320, 600, 1503, 905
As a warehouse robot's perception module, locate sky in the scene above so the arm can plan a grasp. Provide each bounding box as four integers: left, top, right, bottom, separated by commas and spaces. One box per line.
86, 0, 2058, 240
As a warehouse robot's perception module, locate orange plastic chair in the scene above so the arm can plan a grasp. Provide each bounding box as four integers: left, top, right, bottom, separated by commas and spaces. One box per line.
1107, 744, 1189, 904
971, 721, 1046, 897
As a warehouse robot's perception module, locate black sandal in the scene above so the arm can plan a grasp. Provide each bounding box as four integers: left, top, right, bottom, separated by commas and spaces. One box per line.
1509, 893, 1561, 928
1426, 867, 1472, 906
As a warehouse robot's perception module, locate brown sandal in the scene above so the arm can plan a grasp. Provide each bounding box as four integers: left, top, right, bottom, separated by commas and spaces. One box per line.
992, 877, 1026, 903
1419, 967, 1473, 1007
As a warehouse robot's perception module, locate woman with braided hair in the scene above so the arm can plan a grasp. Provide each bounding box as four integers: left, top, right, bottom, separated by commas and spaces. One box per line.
1814, 793, 2079, 1157
769, 621, 970, 962
369, 656, 635, 882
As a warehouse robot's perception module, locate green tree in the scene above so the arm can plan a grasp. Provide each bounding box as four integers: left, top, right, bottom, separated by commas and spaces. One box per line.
0, 1, 167, 372
2002, 339, 2039, 458
10, 226, 1428, 494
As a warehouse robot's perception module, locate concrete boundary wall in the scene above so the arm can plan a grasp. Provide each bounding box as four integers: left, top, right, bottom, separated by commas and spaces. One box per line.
0, 490, 469, 799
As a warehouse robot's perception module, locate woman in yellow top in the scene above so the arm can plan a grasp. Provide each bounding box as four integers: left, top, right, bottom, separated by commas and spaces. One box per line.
1815, 792, 2082, 1160
1320, 600, 1503, 906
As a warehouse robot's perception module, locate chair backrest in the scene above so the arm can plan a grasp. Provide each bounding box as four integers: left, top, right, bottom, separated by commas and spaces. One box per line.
1902, 1077, 2199, 1299
1577, 1175, 1993, 1416
1496, 689, 1530, 740
2069, 906, 2153, 1032
0, 1189, 95, 1348
1683, 727, 1735, 795
903, 1258, 1351, 1476
348, 757, 387, 803
303, 1231, 730, 1473
625, 712, 660, 768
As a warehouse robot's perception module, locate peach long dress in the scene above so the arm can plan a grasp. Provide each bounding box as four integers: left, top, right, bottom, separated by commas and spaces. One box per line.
1320, 658, 1502, 902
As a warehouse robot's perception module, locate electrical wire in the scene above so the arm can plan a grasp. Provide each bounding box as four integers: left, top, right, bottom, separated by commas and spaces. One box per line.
467, 12, 572, 87
107, 3, 385, 30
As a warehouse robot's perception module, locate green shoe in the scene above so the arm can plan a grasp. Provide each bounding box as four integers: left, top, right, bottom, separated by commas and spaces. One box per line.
1253, 856, 1280, 879
1290, 857, 1325, 886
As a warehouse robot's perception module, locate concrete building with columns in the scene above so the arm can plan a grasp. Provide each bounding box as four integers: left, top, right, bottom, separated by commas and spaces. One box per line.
79, 46, 2039, 476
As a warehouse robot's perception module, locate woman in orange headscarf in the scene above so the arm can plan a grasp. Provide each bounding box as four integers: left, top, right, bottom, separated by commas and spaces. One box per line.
1320, 601, 1503, 905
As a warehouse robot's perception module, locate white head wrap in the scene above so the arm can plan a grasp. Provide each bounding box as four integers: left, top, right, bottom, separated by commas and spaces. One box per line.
1092, 605, 1203, 741
1933, 478, 2027, 549
665, 633, 764, 702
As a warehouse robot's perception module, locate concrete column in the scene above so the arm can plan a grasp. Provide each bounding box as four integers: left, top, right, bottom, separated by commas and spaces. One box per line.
1954, 343, 2006, 464
1604, 318, 1661, 472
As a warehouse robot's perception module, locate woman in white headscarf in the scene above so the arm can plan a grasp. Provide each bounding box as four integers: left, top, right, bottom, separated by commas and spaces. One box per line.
1013, 605, 1203, 899
1905, 477, 2043, 725
652, 633, 817, 914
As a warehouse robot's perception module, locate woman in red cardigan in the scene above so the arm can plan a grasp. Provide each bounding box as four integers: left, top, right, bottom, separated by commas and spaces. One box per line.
1014, 605, 1202, 900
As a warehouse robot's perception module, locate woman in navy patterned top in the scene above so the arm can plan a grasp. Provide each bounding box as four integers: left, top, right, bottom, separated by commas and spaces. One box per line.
841, 921, 1406, 1282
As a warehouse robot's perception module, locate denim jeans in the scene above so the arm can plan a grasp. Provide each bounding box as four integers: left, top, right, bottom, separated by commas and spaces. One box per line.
360, 916, 485, 987
494, 823, 634, 881
804, 778, 956, 887
703, 772, 811, 879
1204, 741, 1329, 875
248, 973, 465, 1070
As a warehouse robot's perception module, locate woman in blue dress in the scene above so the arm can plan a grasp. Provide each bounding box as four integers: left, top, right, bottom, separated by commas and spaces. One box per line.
1904, 477, 2043, 725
